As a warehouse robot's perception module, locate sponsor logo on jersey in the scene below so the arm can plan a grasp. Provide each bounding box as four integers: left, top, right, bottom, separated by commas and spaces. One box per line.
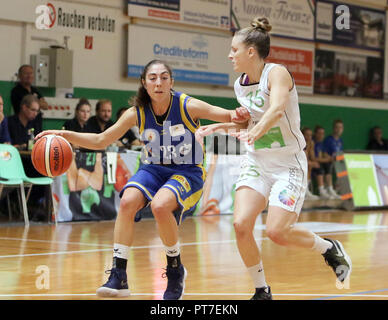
169, 124, 185, 137
171, 175, 191, 192
279, 189, 296, 207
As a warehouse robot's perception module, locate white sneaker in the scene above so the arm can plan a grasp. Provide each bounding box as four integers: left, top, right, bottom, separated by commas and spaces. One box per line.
305, 189, 320, 200
319, 188, 333, 200
327, 187, 342, 200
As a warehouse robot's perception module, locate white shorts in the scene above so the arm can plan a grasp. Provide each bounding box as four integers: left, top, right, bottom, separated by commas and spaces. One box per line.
235, 151, 308, 215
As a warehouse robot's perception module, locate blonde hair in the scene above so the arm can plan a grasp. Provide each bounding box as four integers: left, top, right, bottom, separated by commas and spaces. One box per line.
250, 17, 272, 32
236, 17, 272, 59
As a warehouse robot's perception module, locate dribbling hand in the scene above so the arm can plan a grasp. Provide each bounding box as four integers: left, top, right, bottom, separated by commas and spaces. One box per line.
35, 130, 65, 141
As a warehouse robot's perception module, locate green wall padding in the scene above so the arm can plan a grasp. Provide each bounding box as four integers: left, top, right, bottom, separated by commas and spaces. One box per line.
299, 104, 388, 150
1, 81, 387, 151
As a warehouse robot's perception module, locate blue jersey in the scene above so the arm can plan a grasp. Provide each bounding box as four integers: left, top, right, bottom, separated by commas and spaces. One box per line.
323, 135, 343, 156
121, 91, 206, 224
135, 91, 204, 166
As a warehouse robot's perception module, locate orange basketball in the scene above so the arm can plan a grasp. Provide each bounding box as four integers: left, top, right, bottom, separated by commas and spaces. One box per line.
31, 135, 73, 177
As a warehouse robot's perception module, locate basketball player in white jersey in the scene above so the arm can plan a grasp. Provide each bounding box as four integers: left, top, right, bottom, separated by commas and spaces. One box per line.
196, 17, 352, 300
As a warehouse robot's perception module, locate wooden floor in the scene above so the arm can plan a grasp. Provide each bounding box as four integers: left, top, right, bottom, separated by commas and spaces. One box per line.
0, 209, 388, 300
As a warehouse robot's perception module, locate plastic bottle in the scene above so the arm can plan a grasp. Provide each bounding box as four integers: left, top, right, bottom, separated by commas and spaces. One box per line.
28, 128, 35, 151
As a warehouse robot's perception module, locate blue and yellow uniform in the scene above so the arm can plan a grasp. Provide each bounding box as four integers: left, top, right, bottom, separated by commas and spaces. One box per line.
119, 91, 206, 225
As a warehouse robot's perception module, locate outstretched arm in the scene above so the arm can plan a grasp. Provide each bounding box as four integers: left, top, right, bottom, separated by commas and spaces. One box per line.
186, 98, 249, 124
195, 121, 248, 142
35, 107, 137, 150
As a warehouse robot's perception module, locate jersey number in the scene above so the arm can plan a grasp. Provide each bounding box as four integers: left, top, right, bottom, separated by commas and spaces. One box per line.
246, 90, 265, 109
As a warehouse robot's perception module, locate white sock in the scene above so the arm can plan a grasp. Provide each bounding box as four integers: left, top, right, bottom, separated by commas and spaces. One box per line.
165, 242, 180, 257
319, 186, 326, 193
311, 234, 333, 254
247, 261, 267, 289
113, 243, 130, 260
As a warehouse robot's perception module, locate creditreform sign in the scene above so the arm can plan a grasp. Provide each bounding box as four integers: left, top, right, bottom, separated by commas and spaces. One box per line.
128, 0, 231, 30
127, 25, 234, 86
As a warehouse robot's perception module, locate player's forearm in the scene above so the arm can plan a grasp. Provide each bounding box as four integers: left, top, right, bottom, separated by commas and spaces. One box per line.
250, 106, 283, 139
61, 131, 107, 150
209, 121, 248, 133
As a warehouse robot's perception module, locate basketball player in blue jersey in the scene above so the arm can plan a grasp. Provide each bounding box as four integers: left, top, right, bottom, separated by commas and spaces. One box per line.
35, 59, 248, 300
196, 17, 352, 300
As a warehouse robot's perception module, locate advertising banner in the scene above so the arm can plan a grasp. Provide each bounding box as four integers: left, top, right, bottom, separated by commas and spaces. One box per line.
52, 151, 141, 222
33, 0, 120, 35
316, 1, 385, 51
127, 0, 231, 30
385, 14, 388, 98
52, 150, 246, 221
231, 0, 315, 40
266, 45, 314, 93
344, 153, 383, 207
373, 154, 388, 205
314, 49, 383, 99
127, 24, 234, 86
1, 0, 120, 36
196, 153, 241, 216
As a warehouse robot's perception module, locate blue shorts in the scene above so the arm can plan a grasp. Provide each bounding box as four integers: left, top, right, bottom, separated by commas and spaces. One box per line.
119, 164, 206, 225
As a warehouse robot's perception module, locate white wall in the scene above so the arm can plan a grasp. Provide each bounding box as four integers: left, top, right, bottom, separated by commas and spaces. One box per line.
0, 20, 24, 81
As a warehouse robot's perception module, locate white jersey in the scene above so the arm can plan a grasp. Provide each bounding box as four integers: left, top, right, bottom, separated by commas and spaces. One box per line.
234, 63, 306, 158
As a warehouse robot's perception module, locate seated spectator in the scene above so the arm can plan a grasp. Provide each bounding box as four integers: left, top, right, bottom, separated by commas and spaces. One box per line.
0, 94, 11, 217
115, 107, 141, 149
11, 65, 48, 132
7, 94, 46, 221
302, 127, 320, 200
321, 120, 344, 199
312, 126, 335, 199
63, 98, 91, 132
7, 94, 42, 150
367, 126, 388, 151
84, 99, 114, 151
85, 99, 114, 134
0, 94, 11, 144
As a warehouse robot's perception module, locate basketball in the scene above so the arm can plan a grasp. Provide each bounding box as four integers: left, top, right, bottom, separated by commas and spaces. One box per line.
31, 135, 73, 177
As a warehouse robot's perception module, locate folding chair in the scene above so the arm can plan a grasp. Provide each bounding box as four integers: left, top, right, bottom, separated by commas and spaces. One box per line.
0, 144, 54, 226
0, 173, 26, 224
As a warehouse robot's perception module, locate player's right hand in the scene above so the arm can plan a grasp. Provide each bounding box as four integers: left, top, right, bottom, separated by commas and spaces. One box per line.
35, 130, 65, 140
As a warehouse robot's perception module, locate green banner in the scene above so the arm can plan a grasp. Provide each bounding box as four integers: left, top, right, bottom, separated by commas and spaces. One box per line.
344, 154, 382, 207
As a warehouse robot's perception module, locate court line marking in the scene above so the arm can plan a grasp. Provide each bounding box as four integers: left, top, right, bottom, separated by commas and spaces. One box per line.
0, 293, 388, 298
0, 237, 112, 248
0, 229, 386, 259
313, 288, 388, 300
0, 226, 386, 249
